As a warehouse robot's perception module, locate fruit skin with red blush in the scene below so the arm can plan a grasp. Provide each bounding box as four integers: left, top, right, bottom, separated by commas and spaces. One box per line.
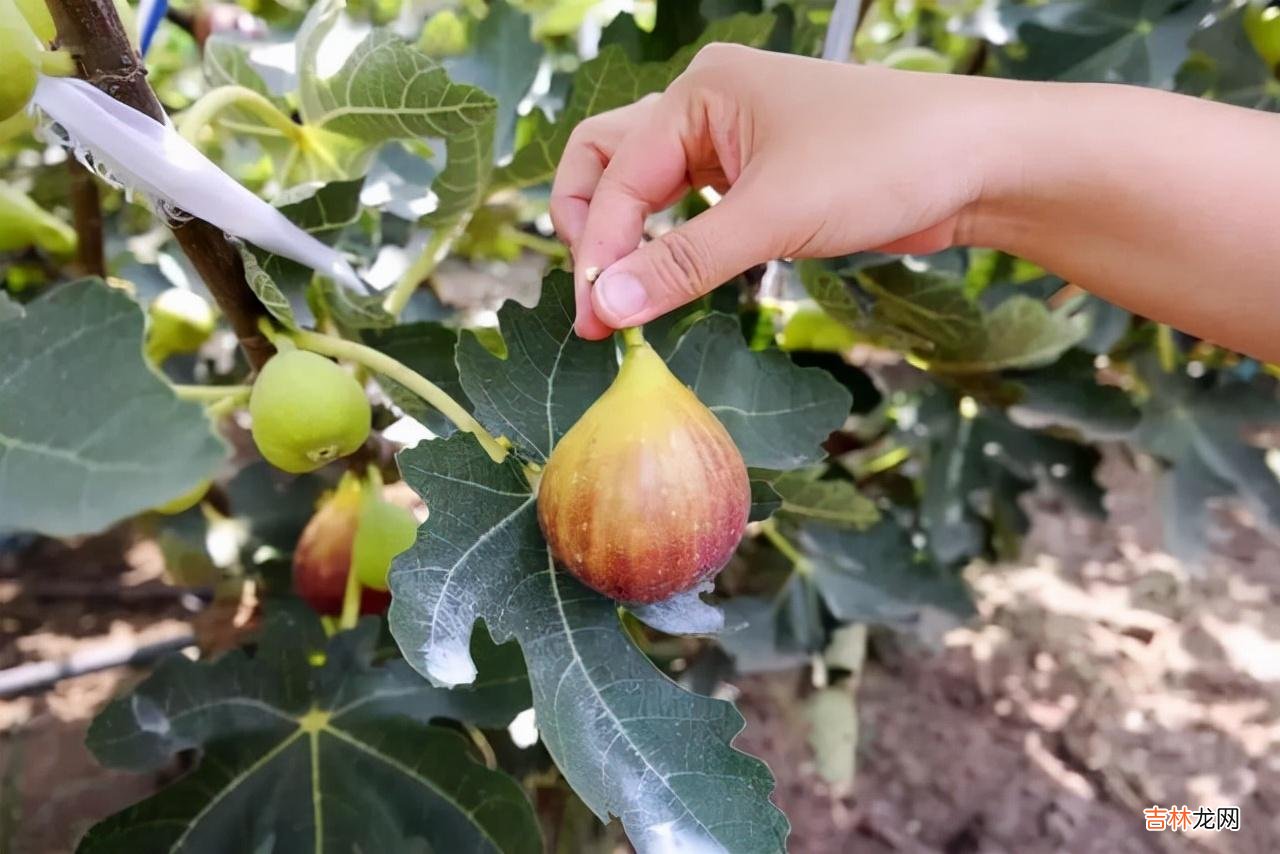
536, 338, 750, 604
293, 475, 390, 615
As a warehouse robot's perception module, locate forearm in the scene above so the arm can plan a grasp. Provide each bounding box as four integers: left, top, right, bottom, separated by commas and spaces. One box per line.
966, 81, 1280, 362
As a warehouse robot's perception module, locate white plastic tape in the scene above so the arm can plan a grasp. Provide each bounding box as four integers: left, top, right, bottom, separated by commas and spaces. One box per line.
31, 75, 363, 292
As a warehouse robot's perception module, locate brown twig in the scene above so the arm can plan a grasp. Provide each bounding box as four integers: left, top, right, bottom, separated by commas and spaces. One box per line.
66, 158, 105, 277
46, 0, 274, 369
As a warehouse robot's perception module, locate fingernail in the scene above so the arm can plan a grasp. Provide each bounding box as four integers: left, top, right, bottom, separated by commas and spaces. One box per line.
595, 271, 647, 320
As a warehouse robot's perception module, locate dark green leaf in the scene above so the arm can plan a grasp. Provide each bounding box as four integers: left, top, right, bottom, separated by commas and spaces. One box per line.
0, 280, 224, 536
388, 435, 789, 853
769, 468, 880, 529
664, 314, 853, 469
796, 520, 974, 626
82, 615, 536, 853
1001, 0, 1210, 87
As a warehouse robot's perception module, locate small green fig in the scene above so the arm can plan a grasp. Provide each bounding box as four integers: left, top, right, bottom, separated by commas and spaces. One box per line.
0, 0, 39, 123
152, 478, 211, 515
249, 350, 372, 474
0, 180, 76, 255
293, 475, 391, 615
537, 337, 750, 604
1245, 1, 1280, 69
352, 492, 418, 591
146, 288, 216, 363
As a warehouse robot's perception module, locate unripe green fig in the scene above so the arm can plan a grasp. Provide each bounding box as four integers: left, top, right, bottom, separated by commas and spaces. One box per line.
537, 338, 750, 604
152, 478, 211, 515
293, 475, 391, 615
0, 0, 39, 123
881, 46, 952, 74
0, 180, 76, 254
352, 492, 418, 591
1245, 1, 1280, 70
146, 287, 217, 362
250, 350, 371, 474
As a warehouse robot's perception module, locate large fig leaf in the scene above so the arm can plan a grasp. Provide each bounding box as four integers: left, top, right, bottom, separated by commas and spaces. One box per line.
0, 280, 224, 536
493, 12, 777, 190
389, 435, 789, 853
1132, 359, 1280, 561
458, 272, 850, 468
81, 615, 536, 853
801, 261, 1087, 374
998, 0, 1210, 88
1180, 5, 1280, 111
392, 272, 825, 851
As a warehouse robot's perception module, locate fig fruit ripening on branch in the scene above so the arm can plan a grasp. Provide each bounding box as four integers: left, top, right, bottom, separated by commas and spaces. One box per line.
249, 350, 371, 473
352, 490, 418, 591
146, 287, 216, 363
537, 332, 751, 604
293, 474, 390, 616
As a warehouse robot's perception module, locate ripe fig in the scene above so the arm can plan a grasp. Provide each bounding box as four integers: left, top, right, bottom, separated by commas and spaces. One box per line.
146, 288, 216, 363
249, 350, 371, 474
537, 337, 750, 604
352, 492, 418, 591
293, 475, 390, 615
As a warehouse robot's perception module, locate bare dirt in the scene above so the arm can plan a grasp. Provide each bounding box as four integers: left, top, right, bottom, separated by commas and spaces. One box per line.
4, 450, 1280, 853
734, 451, 1280, 853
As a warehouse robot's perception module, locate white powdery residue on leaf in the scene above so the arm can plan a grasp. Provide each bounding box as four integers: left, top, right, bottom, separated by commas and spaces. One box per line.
30, 76, 364, 292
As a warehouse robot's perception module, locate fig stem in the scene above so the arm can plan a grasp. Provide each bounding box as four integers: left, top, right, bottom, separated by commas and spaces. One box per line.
171, 384, 252, 403
382, 219, 468, 317
287, 327, 510, 464
621, 326, 646, 349
178, 85, 304, 145
759, 519, 811, 574
337, 551, 362, 632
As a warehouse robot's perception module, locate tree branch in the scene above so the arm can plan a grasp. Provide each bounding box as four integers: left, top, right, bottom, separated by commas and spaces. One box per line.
46, 0, 274, 370
66, 158, 104, 277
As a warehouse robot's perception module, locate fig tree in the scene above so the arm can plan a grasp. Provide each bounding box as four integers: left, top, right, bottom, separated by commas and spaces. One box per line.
293, 475, 391, 615
145, 288, 216, 363
537, 335, 750, 604
249, 350, 371, 474
352, 491, 418, 591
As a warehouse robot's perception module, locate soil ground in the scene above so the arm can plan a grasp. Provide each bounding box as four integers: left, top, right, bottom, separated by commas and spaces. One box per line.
3, 451, 1279, 853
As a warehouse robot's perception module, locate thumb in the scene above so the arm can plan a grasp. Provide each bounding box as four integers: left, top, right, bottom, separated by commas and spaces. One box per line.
590, 186, 774, 329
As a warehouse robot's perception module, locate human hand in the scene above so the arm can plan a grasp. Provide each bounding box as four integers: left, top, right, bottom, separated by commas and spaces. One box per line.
551, 44, 1008, 339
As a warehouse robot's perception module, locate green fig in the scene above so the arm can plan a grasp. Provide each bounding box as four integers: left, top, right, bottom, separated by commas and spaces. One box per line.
0, 0, 39, 123
146, 288, 217, 362
352, 492, 418, 591
0, 181, 76, 255
537, 337, 750, 604
1245, 1, 1280, 70
292, 475, 390, 615
152, 478, 211, 515
249, 350, 371, 474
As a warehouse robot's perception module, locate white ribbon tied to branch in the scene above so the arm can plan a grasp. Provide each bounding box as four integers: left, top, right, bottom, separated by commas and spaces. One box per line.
31, 75, 364, 292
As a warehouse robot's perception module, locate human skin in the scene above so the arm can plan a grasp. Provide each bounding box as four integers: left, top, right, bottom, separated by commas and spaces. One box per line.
551, 44, 1280, 363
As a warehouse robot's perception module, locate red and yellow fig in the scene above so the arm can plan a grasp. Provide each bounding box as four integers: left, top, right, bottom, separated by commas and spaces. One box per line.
293, 474, 391, 615
537, 335, 750, 604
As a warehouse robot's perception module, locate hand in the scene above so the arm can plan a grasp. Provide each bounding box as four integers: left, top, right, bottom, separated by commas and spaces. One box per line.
551, 44, 1005, 339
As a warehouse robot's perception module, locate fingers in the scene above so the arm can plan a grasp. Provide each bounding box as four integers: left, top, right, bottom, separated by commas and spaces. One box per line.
590, 180, 777, 329
550, 97, 656, 249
